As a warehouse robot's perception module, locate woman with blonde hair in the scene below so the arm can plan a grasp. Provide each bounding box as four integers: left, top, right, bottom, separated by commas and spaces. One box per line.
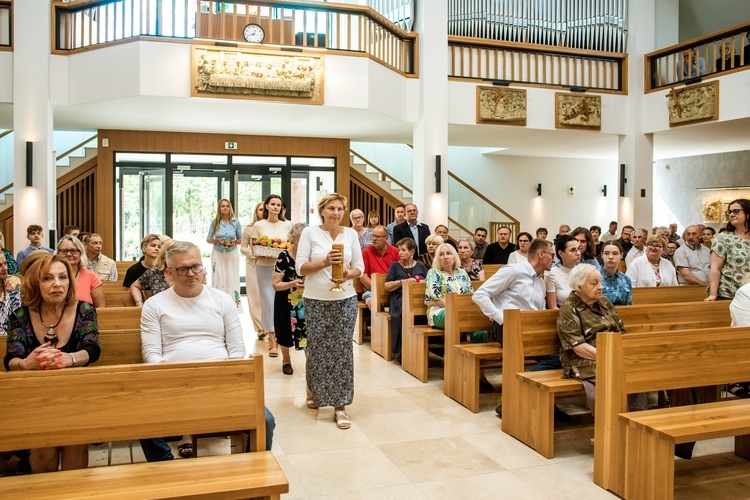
626, 235, 678, 287
240, 201, 266, 339
206, 199, 242, 306
0, 231, 19, 275
130, 239, 174, 306
122, 234, 162, 289
421, 234, 444, 269
367, 210, 380, 230
424, 243, 473, 328
56, 235, 105, 308
350, 209, 371, 249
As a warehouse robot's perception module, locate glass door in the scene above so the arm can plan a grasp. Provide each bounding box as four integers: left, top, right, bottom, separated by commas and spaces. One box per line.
117, 165, 167, 261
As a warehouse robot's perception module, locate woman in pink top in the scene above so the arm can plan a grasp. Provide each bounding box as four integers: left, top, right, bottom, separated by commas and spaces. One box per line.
57, 236, 104, 308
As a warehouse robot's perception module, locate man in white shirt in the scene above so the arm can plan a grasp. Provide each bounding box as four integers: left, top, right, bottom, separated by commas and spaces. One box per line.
674, 225, 711, 285
625, 229, 647, 266
600, 221, 618, 242
139, 241, 274, 461
84, 233, 118, 281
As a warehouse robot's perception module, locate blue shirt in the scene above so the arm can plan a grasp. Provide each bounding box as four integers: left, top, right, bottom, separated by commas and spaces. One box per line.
206, 219, 242, 253
600, 269, 632, 306
16, 245, 54, 264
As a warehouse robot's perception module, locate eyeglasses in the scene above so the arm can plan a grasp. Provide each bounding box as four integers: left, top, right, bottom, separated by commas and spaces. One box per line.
518, 239, 530, 243
352, 216, 364, 220
726, 209, 743, 216
371, 234, 387, 239
58, 249, 80, 255
172, 264, 204, 276
647, 243, 663, 249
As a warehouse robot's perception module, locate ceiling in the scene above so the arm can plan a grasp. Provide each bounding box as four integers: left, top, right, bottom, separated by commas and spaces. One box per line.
3, 97, 750, 161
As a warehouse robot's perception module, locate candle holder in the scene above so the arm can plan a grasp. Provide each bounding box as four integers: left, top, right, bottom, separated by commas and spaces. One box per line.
329, 242, 346, 292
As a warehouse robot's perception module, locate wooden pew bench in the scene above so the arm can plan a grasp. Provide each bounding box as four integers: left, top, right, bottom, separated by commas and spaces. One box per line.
482, 264, 502, 279
369, 273, 392, 360
631, 284, 707, 304
401, 280, 445, 382
0, 358, 288, 499
352, 277, 370, 344
595, 327, 750, 500
501, 300, 731, 459
96, 306, 142, 330
444, 291, 499, 413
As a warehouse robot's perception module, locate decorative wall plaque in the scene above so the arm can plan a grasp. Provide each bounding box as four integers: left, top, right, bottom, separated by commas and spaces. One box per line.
192, 45, 323, 104
555, 93, 601, 130
476, 86, 527, 125
666, 81, 718, 126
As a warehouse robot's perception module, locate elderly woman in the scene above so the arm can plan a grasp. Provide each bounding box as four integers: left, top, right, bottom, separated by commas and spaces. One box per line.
384, 238, 428, 361
252, 194, 292, 357
122, 234, 162, 289
297, 193, 364, 430
57, 235, 105, 308
546, 235, 581, 309
272, 222, 308, 376
599, 240, 632, 305
206, 199, 242, 306
240, 202, 266, 339
130, 240, 174, 306
557, 263, 644, 415
421, 234, 444, 269
457, 237, 485, 280
0, 231, 19, 275
350, 209, 371, 249
507, 232, 532, 264
707, 199, 750, 301
626, 235, 678, 287
4, 254, 100, 472
424, 243, 473, 328
0, 252, 21, 334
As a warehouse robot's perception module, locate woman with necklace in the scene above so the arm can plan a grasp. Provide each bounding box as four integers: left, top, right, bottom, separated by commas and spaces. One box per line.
272, 223, 308, 377
0, 252, 21, 334
56, 235, 105, 308
297, 193, 364, 430
457, 237, 485, 280
626, 235, 678, 287
251, 194, 292, 357
207, 198, 242, 306
384, 238, 428, 361
240, 202, 267, 339
546, 235, 581, 309
4, 254, 100, 472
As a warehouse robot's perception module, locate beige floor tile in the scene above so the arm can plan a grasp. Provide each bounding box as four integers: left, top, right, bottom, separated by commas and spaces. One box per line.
354, 409, 463, 445
511, 457, 617, 499
273, 454, 311, 499
309, 483, 428, 499
395, 385, 460, 411
379, 436, 505, 483
674, 452, 750, 499
416, 471, 548, 499
285, 446, 410, 496
273, 413, 375, 455
342, 389, 422, 417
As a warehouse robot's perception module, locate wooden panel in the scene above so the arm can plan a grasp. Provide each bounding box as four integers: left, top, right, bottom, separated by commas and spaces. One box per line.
0, 358, 264, 451
96, 306, 142, 330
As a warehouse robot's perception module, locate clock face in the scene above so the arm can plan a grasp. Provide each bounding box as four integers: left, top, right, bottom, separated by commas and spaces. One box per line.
243, 23, 265, 43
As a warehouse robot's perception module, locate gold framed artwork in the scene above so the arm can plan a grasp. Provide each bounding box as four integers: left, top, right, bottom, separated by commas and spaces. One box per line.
191, 45, 324, 104
476, 86, 527, 125
666, 81, 718, 127
555, 93, 601, 130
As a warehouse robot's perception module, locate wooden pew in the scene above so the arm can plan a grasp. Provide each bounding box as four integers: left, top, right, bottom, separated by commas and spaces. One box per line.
501, 300, 732, 459
0, 358, 288, 499
595, 327, 750, 499
482, 264, 502, 279
369, 273, 392, 360
444, 292, 499, 413
352, 277, 370, 344
631, 284, 707, 304
97, 306, 142, 330
115, 260, 136, 279
401, 281, 443, 382
104, 290, 138, 307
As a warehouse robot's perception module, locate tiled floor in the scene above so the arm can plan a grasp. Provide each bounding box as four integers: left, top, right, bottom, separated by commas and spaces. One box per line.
4, 303, 750, 498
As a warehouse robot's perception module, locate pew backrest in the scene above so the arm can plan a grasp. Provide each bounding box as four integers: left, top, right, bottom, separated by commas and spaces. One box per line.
0, 357, 266, 452
96, 306, 142, 330
631, 284, 707, 304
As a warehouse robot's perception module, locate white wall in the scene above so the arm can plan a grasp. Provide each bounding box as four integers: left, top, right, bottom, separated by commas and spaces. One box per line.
0, 52, 12, 104
448, 147, 619, 234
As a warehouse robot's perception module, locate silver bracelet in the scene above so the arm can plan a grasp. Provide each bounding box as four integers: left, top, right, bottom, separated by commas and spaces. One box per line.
70, 353, 76, 367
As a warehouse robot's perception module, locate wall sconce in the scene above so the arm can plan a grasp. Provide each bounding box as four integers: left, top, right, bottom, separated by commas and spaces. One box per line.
26, 142, 33, 187
602, 185, 608, 197
536, 183, 542, 196
619, 163, 627, 197
435, 155, 442, 193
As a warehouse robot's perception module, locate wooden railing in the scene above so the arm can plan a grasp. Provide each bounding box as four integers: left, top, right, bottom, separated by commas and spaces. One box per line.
57, 157, 98, 234
646, 21, 750, 92
52, 0, 418, 75
349, 169, 399, 228
0, 0, 11, 51
56, 133, 98, 161
449, 35, 627, 93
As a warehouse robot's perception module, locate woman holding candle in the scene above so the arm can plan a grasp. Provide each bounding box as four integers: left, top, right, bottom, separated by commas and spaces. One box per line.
297, 193, 364, 430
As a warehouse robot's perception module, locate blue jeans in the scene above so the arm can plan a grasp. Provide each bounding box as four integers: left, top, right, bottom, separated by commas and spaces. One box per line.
530, 354, 562, 371
140, 407, 276, 462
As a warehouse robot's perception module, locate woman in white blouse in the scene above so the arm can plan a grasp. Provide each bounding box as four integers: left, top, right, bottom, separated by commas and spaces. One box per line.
626, 235, 678, 287
507, 232, 532, 264
546, 235, 581, 309
297, 193, 364, 430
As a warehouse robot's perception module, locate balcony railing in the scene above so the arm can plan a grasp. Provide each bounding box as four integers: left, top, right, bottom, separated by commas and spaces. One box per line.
646, 21, 750, 92
52, 0, 418, 75
449, 35, 627, 93
0, 0, 11, 50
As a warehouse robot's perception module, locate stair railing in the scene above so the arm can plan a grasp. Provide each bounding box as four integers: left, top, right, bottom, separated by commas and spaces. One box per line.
56, 134, 98, 162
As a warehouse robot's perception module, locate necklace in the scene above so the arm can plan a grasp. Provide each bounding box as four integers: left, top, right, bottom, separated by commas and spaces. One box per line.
39, 305, 66, 346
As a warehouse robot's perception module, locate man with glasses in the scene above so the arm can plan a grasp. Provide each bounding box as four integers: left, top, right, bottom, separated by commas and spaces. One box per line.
139, 241, 274, 461
473, 238, 554, 415
360, 226, 399, 308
